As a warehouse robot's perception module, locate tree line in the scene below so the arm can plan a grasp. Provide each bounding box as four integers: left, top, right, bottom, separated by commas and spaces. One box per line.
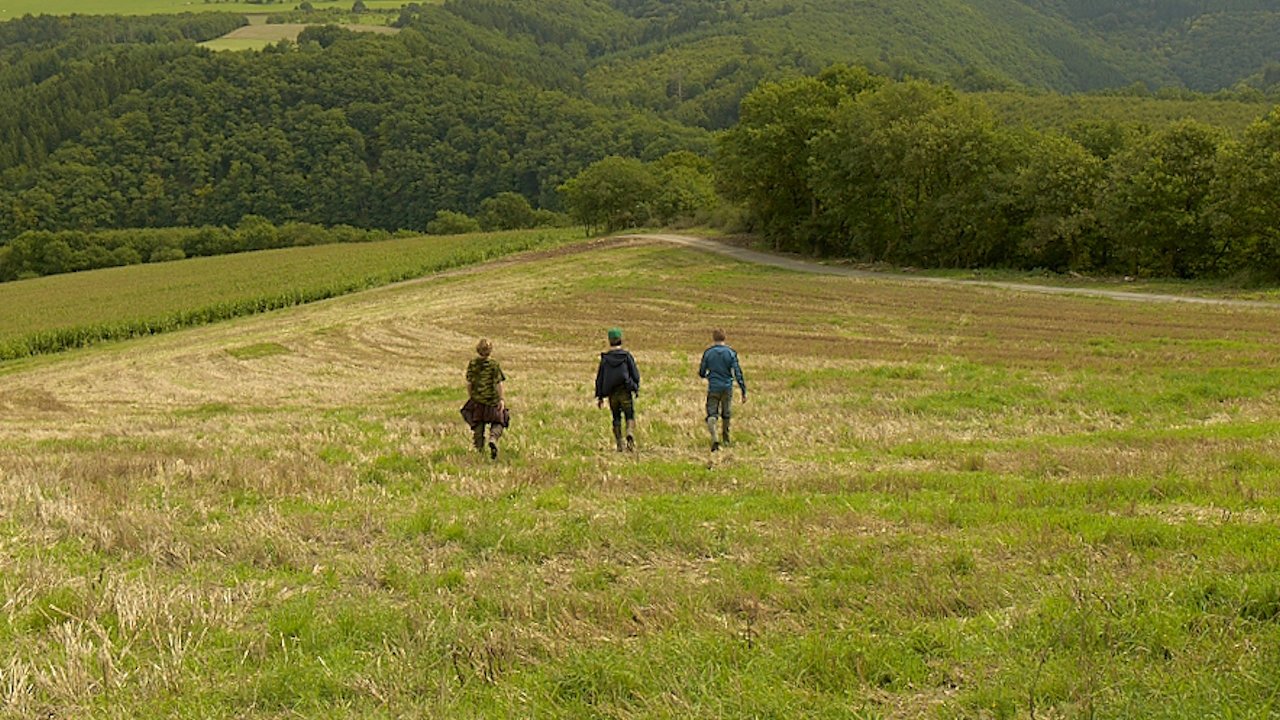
0, 191, 583, 281
0, 219, 400, 281
715, 67, 1280, 279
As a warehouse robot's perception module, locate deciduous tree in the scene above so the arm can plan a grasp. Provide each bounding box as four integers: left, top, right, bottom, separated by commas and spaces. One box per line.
1211, 108, 1280, 277
559, 156, 659, 234
716, 66, 883, 251
477, 192, 537, 231
1100, 120, 1225, 277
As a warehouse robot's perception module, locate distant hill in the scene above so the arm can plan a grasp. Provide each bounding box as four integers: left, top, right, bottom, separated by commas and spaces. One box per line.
1024, 0, 1280, 90
565, 0, 1280, 126
395, 0, 1280, 129
1, 0, 1278, 241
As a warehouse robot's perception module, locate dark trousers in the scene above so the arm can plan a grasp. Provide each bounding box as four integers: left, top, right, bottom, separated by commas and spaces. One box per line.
706, 390, 733, 419
608, 388, 635, 423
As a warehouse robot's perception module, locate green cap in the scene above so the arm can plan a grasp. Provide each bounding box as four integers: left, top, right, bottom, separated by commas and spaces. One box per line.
607, 327, 623, 343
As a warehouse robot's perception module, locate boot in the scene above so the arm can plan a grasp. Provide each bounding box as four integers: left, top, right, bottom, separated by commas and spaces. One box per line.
625, 419, 636, 452
707, 416, 719, 452
721, 417, 731, 447
472, 425, 486, 452
613, 423, 624, 452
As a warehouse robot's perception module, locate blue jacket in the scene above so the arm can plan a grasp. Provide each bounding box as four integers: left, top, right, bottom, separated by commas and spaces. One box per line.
699, 344, 746, 394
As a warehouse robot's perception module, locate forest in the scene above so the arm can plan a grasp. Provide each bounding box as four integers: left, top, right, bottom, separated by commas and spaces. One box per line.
2, 1, 1280, 280
0, 13, 706, 241
717, 67, 1280, 279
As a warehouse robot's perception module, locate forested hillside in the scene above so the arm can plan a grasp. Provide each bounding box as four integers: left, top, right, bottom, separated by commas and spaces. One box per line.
1026, 0, 1280, 90
2, 0, 1280, 276
0, 11, 707, 241
0, 13, 247, 169
458, 0, 1280, 126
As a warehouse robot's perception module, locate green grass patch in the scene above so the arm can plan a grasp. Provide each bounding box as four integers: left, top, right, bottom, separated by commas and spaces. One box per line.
198, 37, 273, 51
0, 0, 412, 17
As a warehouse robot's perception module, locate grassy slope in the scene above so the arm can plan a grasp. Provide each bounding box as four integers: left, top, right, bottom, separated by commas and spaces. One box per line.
2, 239, 1279, 717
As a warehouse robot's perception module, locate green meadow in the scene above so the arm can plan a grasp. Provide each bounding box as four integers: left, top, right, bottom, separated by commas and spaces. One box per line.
2, 237, 1279, 717
0, 0, 408, 18
194, 36, 269, 50
197, 21, 398, 51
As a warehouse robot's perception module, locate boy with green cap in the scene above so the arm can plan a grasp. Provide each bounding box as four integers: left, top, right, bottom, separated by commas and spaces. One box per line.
594, 327, 641, 452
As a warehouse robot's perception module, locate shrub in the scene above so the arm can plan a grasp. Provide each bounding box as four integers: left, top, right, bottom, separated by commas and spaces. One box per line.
149, 246, 186, 263
426, 210, 481, 235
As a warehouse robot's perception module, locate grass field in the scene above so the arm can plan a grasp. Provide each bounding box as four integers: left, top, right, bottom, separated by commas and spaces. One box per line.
0, 228, 577, 362
3, 238, 1280, 718
0, 0, 410, 18
198, 21, 397, 50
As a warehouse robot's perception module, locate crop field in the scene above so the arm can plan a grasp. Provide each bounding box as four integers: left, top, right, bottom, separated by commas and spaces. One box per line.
199, 21, 398, 51
0, 0, 410, 19
0, 228, 577, 362
3, 238, 1280, 718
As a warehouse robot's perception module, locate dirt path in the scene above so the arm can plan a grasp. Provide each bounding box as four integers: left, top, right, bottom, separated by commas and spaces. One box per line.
625, 233, 1280, 310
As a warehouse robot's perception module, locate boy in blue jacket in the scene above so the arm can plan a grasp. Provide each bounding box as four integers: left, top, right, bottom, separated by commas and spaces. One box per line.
699, 328, 747, 452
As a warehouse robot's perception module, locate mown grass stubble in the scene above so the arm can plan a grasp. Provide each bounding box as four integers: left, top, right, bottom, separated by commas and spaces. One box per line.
2, 241, 1279, 718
